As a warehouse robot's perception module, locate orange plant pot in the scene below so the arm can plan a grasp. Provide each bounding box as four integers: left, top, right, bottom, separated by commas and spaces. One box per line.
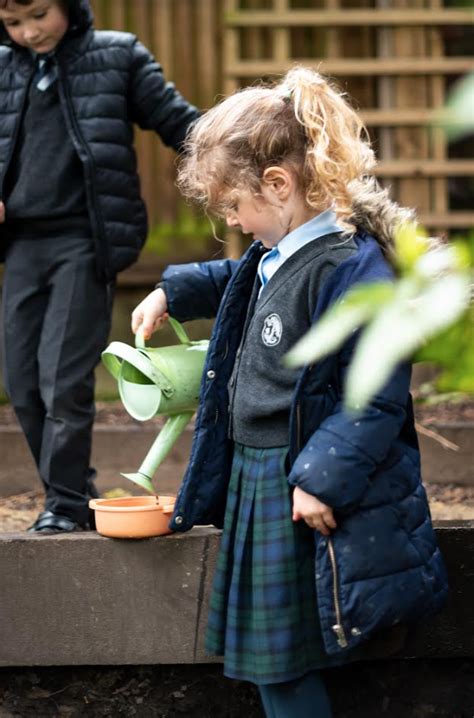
89, 495, 176, 539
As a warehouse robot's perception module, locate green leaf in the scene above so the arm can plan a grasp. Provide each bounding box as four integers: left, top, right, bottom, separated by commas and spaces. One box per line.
435, 72, 474, 142
415, 308, 473, 365
283, 282, 395, 367
393, 223, 429, 272
416, 307, 474, 393
344, 274, 470, 410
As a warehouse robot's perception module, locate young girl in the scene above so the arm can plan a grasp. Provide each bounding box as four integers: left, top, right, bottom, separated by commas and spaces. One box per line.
131, 67, 448, 717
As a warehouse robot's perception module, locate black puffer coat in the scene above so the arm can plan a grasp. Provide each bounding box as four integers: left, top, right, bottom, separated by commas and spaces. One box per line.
0, 0, 199, 278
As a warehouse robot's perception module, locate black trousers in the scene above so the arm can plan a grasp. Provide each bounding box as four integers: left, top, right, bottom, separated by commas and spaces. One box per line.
2, 236, 113, 524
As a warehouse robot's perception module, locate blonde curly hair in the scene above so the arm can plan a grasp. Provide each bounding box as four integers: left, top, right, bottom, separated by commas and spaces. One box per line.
178, 67, 414, 256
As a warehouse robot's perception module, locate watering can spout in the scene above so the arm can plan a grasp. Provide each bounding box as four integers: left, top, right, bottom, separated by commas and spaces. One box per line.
120, 412, 193, 494
101, 318, 208, 492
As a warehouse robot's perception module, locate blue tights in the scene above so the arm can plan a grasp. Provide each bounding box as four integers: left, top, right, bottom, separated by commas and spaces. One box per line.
257, 671, 332, 718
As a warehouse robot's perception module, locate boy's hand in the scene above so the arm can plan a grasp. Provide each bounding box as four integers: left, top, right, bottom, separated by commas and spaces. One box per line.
292, 485, 337, 536
0, 201, 5, 223
131, 287, 169, 340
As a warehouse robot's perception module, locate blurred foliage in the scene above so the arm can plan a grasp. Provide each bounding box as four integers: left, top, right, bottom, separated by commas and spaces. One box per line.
285, 225, 473, 411
433, 72, 474, 141
144, 203, 216, 260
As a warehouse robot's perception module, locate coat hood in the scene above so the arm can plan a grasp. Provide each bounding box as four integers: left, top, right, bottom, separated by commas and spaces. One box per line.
349, 176, 416, 264
0, 0, 93, 46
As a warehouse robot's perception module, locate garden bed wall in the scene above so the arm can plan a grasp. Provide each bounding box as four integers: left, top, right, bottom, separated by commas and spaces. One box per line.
1, 523, 473, 668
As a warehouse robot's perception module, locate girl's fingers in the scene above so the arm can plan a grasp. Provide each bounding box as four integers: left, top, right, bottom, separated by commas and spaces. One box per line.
141, 312, 169, 340
309, 519, 330, 536
131, 311, 144, 334
303, 513, 334, 535
323, 512, 337, 530
140, 316, 156, 340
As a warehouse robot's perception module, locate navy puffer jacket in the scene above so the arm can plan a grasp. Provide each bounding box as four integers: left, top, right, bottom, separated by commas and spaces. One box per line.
161, 232, 448, 656
0, 0, 199, 278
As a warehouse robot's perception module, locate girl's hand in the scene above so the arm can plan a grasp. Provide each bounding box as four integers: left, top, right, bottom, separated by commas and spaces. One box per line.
131, 287, 169, 340
0, 201, 5, 223
292, 485, 337, 536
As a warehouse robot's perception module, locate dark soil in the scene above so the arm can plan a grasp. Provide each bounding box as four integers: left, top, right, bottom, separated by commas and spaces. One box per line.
1, 396, 474, 427
0, 660, 472, 717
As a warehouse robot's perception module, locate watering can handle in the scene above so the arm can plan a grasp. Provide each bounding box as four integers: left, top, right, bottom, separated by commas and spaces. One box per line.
102, 341, 174, 396
135, 317, 190, 349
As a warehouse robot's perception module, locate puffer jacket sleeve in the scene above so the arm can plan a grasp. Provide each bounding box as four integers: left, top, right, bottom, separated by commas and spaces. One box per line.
288, 344, 412, 511
161, 258, 240, 321
128, 39, 200, 150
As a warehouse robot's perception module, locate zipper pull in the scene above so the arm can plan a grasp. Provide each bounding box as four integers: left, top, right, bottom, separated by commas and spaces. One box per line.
332, 624, 348, 648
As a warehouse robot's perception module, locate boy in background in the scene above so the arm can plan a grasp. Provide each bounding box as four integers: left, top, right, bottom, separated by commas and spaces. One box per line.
0, 0, 200, 532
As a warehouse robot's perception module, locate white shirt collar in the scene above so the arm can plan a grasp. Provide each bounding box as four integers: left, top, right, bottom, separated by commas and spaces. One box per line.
276, 209, 343, 259
257, 209, 344, 291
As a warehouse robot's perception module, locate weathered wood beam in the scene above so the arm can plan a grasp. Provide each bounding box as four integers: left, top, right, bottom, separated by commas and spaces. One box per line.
224, 9, 474, 27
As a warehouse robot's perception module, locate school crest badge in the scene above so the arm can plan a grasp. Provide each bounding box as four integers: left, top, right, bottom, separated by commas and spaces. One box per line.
261, 313, 282, 346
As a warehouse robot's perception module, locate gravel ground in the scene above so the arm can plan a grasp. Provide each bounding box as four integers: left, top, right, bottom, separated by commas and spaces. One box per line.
2, 480, 473, 533
1, 399, 473, 531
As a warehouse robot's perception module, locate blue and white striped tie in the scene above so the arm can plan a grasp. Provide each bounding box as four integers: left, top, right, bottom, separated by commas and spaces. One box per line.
34, 55, 57, 92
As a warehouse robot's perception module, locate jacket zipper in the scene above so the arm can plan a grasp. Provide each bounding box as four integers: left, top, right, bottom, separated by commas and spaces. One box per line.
296, 371, 347, 648
294, 362, 312, 455
0, 73, 32, 198
327, 537, 348, 648
56, 64, 111, 279
296, 402, 302, 452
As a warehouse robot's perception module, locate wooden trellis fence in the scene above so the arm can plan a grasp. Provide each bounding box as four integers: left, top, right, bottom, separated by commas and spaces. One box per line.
223, 0, 474, 251
90, 0, 473, 252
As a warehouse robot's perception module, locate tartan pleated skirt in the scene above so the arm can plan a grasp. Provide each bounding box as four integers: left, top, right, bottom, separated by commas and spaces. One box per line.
205, 444, 349, 685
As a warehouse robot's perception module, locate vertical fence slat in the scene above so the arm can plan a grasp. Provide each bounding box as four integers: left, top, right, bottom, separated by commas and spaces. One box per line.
151, 0, 177, 227
90, 0, 105, 30
173, 0, 195, 101
393, 0, 431, 214
131, 0, 156, 224
109, 0, 126, 30
223, 0, 240, 95
196, 0, 219, 107
273, 0, 290, 65
134, 0, 152, 47
222, 0, 243, 257
242, 0, 266, 65
325, 0, 340, 60
153, 0, 173, 74
429, 0, 448, 234
375, 0, 395, 185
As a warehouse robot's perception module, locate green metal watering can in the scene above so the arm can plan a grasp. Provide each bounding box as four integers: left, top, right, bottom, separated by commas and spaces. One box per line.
101, 318, 208, 494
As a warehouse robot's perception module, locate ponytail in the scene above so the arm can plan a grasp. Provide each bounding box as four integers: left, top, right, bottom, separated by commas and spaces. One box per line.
279, 67, 375, 229
178, 66, 415, 256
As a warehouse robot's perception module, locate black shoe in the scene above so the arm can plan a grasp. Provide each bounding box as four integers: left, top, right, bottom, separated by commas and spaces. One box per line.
27, 510, 89, 535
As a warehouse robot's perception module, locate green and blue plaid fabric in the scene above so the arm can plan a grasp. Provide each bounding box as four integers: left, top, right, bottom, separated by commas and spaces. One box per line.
205, 444, 350, 684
